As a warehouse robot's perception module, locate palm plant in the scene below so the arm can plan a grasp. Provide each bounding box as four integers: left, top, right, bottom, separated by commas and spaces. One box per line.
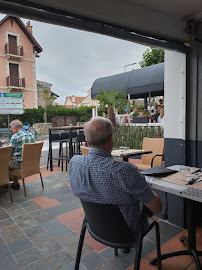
97, 89, 127, 126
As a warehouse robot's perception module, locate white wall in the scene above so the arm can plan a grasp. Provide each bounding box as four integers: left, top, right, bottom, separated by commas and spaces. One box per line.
164, 51, 186, 140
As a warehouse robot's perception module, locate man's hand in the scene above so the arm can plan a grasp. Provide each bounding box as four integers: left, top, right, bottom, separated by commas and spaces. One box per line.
144, 191, 162, 213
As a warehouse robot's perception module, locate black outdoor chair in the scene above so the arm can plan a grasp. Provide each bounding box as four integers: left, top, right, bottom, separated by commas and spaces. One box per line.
74, 200, 162, 270
47, 133, 61, 170
58, 132, 70, 171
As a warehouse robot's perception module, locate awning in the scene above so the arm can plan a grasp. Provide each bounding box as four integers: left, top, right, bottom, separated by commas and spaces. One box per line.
91, 63, 164, 99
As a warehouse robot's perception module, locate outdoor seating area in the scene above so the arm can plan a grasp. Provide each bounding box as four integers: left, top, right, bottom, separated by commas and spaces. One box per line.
0, 165, 199, 270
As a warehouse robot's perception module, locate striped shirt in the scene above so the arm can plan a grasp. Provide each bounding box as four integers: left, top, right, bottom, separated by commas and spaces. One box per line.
10, 129, 35, 165
69, 148, 154, 237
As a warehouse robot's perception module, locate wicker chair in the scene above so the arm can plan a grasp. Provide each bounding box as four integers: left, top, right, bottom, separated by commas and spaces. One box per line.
9, 142, 44, 196
0, 146, 13, 203
80, 145, 90, 155
136, 138, 164, 171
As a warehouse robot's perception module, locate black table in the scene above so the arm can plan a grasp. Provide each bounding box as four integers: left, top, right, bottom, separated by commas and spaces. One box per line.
48, 126, 84, 171
147, 165, 202, 270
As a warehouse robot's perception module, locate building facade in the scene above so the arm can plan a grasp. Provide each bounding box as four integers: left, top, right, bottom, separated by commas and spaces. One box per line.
0, 16, 42, 108
37, 80, 59, 108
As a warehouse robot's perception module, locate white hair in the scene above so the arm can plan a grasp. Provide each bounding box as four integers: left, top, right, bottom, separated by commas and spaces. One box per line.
84, 117, 113, 146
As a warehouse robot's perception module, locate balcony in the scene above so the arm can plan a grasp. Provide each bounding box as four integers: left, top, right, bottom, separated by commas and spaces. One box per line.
7, 76, 25, 89
5, 43, 23, 59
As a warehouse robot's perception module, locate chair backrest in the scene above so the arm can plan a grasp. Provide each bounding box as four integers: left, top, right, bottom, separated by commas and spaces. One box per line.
141, 137, 164, 166
80, 146, 90, 155
60, 132, 69, 140
0, 146, 12, 186
51, 133, 61, 141
21, 142, 43, 178
77, 133, 85, 142
80, 200, 134, 244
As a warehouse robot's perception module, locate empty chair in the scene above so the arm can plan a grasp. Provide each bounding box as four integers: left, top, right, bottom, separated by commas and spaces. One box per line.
9, 142, 44, 196
136, 137, 164, 171
47, 133, 61, 170
75, 200, 161, 270
58, 132, 70, 171
0, 146, 13, 203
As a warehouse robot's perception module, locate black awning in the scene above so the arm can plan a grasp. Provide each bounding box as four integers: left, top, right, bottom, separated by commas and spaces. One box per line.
91, 63, 164, 99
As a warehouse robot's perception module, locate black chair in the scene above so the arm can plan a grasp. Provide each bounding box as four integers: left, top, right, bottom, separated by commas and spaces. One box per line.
75, 200, 162, 270
47, 133, 61, 170
58, 132, 70, 171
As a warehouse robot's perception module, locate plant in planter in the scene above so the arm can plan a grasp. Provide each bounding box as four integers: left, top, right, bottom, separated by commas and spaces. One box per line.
132, 110, 152, 123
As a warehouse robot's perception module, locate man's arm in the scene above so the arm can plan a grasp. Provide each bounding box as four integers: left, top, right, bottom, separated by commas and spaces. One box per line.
144, 191, 162, 213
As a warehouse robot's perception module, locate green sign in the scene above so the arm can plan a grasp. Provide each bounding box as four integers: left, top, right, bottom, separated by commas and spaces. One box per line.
0, 93, 23, 98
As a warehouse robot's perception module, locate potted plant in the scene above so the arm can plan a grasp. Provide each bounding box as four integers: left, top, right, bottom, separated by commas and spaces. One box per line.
132, 109, 152, 123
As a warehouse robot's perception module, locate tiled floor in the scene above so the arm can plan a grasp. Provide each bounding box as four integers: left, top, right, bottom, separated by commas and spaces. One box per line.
0, 166, 201, 270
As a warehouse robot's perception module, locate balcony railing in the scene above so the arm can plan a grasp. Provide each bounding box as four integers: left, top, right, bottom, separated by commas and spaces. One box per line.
7, 76, 25, 88
5, 44, 23, 57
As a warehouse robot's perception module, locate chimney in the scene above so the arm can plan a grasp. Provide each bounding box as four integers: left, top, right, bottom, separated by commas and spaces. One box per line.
72, 95, 75, 103
26, 21, 33, 34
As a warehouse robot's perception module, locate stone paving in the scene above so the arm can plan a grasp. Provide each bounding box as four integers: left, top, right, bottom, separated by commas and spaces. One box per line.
0, 166, 201, 270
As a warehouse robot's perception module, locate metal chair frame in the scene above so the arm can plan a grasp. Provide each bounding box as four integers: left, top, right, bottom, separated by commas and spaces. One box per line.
75, 200, 161, 270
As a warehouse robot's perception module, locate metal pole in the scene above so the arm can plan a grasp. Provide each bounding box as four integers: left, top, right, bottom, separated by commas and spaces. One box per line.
7, 114, 10, 141
128, 94, 131, 126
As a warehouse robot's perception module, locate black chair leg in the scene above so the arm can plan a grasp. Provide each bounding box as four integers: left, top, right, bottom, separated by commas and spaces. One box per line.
47, 146, 50, 170
155, 222, 162, 270
114, 248, 118, 256
75, 220, 87, 270
58, 142, 62, 167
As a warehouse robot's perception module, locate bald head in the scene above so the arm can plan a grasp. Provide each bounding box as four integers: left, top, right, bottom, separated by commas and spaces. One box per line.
84, 117, 113, 147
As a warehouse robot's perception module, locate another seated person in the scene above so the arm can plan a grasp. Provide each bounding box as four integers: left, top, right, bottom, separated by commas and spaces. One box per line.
9, 119, 35, 189
69, 116, 162, 243
153, 105, 161, 123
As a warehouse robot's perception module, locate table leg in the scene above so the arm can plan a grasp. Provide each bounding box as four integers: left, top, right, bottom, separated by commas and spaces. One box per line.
150, 199, 202, 270
49, 129, 53, 171
69, 129, 73, 159
123, 156, 128, 162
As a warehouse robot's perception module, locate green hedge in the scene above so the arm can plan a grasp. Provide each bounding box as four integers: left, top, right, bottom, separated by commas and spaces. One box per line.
113, 126, 164, 149
0, 105, 93, 127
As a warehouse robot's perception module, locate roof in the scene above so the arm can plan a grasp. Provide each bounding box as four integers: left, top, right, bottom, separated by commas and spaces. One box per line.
0, 1, 198, 52
0, 16, 42, 53
91, 63, 164, 99
66, 96, 86, 103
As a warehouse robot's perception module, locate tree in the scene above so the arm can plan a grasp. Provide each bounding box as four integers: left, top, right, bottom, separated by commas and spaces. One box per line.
42, 88, 57, 124
139, 47, 164, 68
97, 89, 127, 126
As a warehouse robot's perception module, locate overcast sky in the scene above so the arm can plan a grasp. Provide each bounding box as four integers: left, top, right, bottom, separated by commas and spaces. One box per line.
0, 14, 148, 104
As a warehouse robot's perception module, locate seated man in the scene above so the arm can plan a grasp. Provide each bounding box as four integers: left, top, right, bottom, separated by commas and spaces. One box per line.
69, 117, 162, 246
9, 119, 35, 189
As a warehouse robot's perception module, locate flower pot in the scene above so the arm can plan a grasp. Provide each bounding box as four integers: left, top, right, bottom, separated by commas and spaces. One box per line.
132, 117, 150, 123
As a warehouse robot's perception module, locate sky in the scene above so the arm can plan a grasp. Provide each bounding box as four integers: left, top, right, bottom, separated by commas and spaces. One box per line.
0, 13, 148, 104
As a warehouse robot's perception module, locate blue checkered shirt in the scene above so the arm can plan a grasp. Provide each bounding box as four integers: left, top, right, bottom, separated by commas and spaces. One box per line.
10, 129, 35, 165
69, 148, 154, 236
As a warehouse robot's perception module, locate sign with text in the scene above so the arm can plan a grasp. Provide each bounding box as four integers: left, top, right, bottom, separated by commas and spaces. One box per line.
0, 98, 23, 104
0, 93, 23, 98
0, 109, 24, 115
0, 104, 24, 109
0, 93, 24, 115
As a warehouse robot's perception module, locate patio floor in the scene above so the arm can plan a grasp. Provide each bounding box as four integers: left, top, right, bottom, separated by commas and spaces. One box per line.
0, 166, 201, 270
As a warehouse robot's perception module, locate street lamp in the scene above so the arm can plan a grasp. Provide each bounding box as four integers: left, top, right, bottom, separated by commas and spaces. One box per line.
124, 62, 137, 72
